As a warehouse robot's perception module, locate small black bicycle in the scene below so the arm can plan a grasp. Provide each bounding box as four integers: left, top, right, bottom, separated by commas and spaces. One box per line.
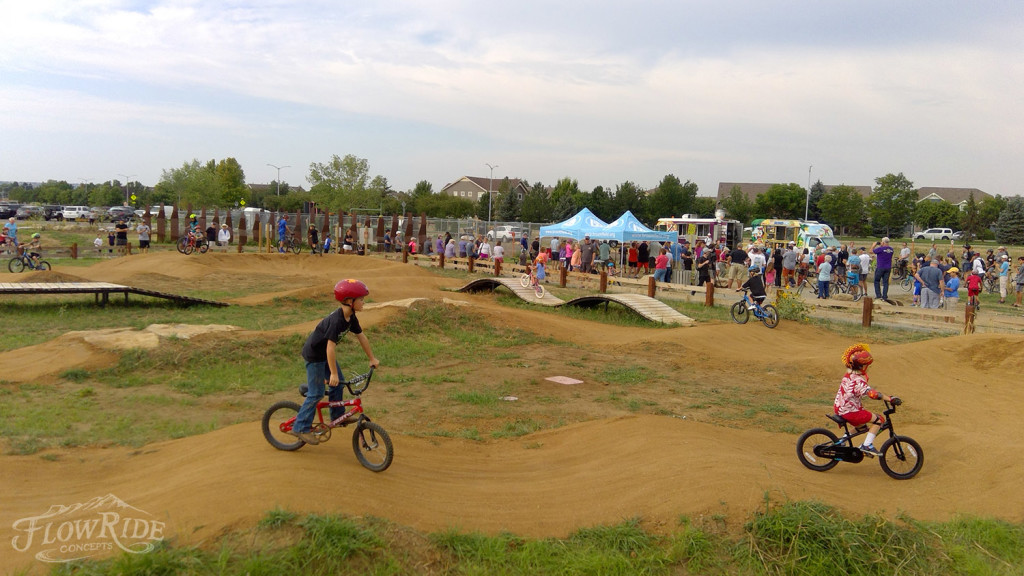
796, 398, 923, 480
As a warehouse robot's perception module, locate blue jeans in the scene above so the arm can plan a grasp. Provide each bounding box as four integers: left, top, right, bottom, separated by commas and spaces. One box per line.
294, 360, 345, 433
818, 279, 830, 298
874, 268, 890, 299
654, 268, 668, 282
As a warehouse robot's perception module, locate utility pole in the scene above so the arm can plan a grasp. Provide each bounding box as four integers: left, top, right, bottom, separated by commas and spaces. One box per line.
805, 165, 813, 221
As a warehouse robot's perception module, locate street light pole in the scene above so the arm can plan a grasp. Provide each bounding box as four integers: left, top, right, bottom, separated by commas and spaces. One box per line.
118, 173, 136, 206
485, 162, 498, 236
267, 163, 290, 195
804, 165, 813, 221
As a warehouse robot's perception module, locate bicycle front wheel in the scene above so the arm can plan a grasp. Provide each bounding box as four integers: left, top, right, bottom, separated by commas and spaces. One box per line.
262, 400, 305, 451
352, 420, 393, 472
761, 304, 779, 328
8, 257, 25, 273
900, 275, 912, 292
37, 261, 51, 271
796, 428, 840, 472
519, 274, 531, 287
176, 237, 189, 254
730, 301, 750, 324
879, 435, 923, 480
850, 285, 863, 301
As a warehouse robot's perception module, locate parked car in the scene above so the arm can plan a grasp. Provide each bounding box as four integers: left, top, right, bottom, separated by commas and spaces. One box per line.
106, 206, 136, 222
486, 225, 523, 241
62, 206, 95, 221
16, 205, 44, 220
0, 203, 21, 219
42, 205, 64, 221
914, 227, 955, 241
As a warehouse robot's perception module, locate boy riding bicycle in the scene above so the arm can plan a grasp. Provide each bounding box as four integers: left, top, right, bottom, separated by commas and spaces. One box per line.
738, 265, 767, 309
292, 279, 380, 446
833, 343, 899, 456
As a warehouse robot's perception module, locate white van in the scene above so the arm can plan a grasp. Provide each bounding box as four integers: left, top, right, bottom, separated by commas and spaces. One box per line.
62, 206, 94, 221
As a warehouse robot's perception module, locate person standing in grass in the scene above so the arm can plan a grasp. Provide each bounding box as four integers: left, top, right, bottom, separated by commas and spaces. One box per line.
998, 255, 1010, 304
136, 221, 151, 254
943, 268, 960, 312
292, 279, 380, 446
1012, 256, 1024, 308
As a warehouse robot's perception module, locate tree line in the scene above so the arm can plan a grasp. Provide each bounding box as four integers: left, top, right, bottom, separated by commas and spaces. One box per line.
4, 158, 1022, 243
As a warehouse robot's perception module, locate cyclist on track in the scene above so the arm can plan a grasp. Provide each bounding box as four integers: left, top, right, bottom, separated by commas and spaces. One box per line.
738, 265, 767, 310
833, 343, 899, 457
292, 279, 380, 446
24, 232, 43, 266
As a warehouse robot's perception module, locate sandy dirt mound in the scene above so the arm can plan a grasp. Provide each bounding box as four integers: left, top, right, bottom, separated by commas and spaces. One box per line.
1, 252, 1023, 573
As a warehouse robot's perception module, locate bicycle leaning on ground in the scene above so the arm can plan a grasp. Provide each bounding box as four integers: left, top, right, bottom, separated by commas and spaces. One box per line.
518, 265, 546, 298
261, 366, 393, 472
730, 288, 780, 328
796, 398, 923, 480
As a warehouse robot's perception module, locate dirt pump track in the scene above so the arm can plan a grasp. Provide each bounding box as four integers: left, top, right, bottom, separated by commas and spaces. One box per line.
2, 252, 1024, 572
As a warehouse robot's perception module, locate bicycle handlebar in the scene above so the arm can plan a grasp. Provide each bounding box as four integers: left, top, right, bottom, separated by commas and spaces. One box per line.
341, 365, 375, 396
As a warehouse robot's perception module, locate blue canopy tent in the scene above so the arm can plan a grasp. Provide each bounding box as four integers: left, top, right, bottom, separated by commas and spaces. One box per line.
588, 211, 676, 243
538, 207, 609, 240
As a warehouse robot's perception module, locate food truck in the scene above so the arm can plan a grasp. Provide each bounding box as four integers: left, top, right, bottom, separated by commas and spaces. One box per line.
749, 219, 840, 251
655, 211, 744, 248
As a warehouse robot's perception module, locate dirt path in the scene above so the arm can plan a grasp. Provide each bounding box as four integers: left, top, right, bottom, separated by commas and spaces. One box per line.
2, 252, 1022, 573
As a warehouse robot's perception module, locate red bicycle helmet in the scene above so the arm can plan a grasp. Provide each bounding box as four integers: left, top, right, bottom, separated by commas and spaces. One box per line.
334, 279, 369, 303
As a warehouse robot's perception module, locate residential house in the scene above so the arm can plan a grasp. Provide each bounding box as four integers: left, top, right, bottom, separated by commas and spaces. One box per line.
440, 176, 530, 203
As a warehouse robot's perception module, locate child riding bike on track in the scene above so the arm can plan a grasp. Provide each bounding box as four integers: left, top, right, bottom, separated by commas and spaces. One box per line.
738, 265, 767, 309
833, 343, 899, 456
292, 279, 380, 446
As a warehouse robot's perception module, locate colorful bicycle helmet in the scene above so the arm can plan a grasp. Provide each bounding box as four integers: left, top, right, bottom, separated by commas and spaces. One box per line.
748, 265, 759, 272
32, 232, 41, 239
334, 279, 369, 303
842, 343, 873, 370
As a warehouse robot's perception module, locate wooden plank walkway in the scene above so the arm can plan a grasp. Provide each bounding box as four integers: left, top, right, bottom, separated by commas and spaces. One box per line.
0, 282, 229, 307
456, 277, 694, 325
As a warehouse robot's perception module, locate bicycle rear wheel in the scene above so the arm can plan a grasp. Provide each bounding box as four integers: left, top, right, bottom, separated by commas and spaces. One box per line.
198, 240, 209, 254
352, 420, 393, 472
8, 257, 24, 273
760, 304, 779, 328
534, 283, 546, 298
262, 400, 305, 451
289, 241, 301, 254
849, 284, 863, 301
730, 301, 749, 324
796, 428, 840, 472
879, 435, 923, 479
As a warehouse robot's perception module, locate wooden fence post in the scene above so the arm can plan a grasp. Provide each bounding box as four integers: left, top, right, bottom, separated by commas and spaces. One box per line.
964, 304, 976, 334
648, 276, 656, 298
704, 282, 714, 306
494, 259, 501, 276
560, 266, 567, 287
439, 253, 445, 269
862, 297, 873, 327
468, 255, 475, 273
70, 242, 78, 259
599, 270, 608, 293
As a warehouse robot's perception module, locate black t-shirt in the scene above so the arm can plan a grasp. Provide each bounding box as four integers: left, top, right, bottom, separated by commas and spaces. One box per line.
301, 308, 363, 363
729, 249, 748, 264
115, 222, 128, 240
742, 274, 767, 299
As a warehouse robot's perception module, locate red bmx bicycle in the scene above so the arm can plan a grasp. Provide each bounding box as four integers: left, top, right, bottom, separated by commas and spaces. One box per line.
261, 366, 393, 472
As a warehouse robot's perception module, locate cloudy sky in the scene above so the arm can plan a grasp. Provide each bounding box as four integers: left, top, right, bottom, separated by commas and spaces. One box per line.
1, 1, 1021, 198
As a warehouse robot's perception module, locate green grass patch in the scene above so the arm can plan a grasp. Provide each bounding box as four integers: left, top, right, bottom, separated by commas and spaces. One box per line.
50, 503, 1024, 575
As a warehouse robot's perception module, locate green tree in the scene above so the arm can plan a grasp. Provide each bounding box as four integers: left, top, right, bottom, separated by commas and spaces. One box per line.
520, 182, 551, 223
215, 158, 247, 207
816, 184, 866, 235
549, 177, 581, 220
646, 174, 698, 222
608, 181, 645, 220
587, 185, 612, 222
914, 200, 959, 229
807, 180, 826, 221
691, 196, 717, 218
868, 173, 917, 237
156, 159, 218, 208
496, 178, 520, 221
754, 183, 805, 219
721, 185, 755, 225
978, 195, 1007, 232
307, 154, 381, 213
408, 180, 434, 214
995, 196, 1024, 245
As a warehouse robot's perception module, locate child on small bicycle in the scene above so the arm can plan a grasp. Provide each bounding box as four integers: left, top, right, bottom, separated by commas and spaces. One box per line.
292, 279, 380, 446
847, 263, 860, 293
738, 265, 767, 310
533, 252, 548, 285
833, 343, 898, 456
24, 232, 42, 266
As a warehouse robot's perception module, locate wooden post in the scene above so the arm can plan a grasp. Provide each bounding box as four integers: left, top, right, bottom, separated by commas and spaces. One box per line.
493, 258, 500, 276
70, 242, 78, 259
468, 255, 475, 273
599, 270, 608, 293
648, 276, 656, 298
964, 304, 976, 334
560, 266, 567, 287
704, 282, 714, 307
402, 241, 408, 263
375, 216, 385, 252
439, 253, 445, 269
862, 297, 873, 327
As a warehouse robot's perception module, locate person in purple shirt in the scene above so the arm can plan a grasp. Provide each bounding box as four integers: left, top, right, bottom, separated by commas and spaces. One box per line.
871, 237, 896, 300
